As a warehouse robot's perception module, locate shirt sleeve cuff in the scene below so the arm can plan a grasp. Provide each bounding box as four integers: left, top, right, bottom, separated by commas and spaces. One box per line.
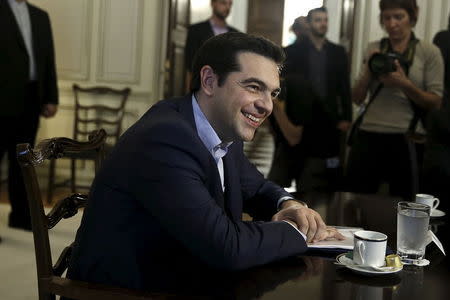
282, 220, 307, 241
277, 196, 294, 211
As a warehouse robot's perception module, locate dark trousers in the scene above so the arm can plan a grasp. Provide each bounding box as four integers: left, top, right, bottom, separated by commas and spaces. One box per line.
345, 130, 424, 201
422, 142, 450, 214
268, 142, 306, 188
0, 82, 40, 230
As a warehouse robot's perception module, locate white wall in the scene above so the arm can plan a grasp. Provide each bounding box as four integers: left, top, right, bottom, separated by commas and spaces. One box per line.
28, 0, 168, 182
30, 0, 167, 140
324, 0, 342, 44
190, 0, 248, 32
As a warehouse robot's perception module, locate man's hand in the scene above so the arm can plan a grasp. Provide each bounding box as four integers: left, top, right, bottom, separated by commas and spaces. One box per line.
273, 200, 324, 243
336, 121, 351, 132
273, 200, 345, 243
41, 104, 58, 118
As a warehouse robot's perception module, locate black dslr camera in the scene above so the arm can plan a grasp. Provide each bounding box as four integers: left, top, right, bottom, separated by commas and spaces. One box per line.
368, 52, 409, 76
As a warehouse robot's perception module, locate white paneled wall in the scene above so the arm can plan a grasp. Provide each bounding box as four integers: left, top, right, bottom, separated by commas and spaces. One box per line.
27, 0, 169, 184
30, 0, 168, 138
96, 0, 145, 84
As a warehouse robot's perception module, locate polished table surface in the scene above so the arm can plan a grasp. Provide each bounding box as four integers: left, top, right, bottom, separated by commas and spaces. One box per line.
151, 192, 449, 300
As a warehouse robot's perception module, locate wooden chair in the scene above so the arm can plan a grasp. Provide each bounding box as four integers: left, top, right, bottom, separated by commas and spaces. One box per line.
17, 129, 158, 300
47, 84, 131, 203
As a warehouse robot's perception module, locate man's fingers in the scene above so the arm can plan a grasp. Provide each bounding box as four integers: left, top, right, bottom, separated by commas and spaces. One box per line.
271, 212, 281, 222
311, 215, 327, 242
295, 212, 309, 236
330, 229, 346, 240
305, 214, 317, 242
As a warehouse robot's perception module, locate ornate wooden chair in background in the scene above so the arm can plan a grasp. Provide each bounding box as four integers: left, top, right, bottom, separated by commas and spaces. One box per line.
47, 84, 131, 203
17, 129, 158, 300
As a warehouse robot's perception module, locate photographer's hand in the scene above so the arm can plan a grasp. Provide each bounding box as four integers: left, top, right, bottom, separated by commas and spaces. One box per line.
379, 60, 411, 88
351, 48, 380, 105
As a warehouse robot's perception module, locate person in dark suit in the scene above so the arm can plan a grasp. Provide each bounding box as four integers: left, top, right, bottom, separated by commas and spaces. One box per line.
0, 0, 58, 231
421, 16, 450, 214
184, 0, 238, 91
277, 7, 352, 193
66, 32, 343, 293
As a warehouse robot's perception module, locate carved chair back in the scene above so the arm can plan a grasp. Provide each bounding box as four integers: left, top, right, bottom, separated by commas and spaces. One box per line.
17, 129, 156, 300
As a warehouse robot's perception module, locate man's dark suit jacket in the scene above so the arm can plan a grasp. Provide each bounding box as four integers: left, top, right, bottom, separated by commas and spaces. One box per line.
283, 39, 352, 125
0, 0, 58, 116
184, 20, 238, 71
433, 30, 450, 91
282, 39, 352, 157
67, 95, 307, 291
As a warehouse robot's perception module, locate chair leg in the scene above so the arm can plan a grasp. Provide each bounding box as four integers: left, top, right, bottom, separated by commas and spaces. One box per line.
47, 159, 55, 204
71, 159, 76, 193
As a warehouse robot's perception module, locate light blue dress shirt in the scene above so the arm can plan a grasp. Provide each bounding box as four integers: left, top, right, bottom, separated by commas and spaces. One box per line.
192, 95, 232, 192
191, 95, 306, 240
8, 0, 36, 80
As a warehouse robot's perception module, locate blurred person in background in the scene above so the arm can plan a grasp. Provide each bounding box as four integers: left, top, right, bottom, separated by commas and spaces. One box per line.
420, 14, 450, 213
0, 0, 58, 231
269, 7, 351, 195
184, 0, 238, 92
346, 0, 443, 200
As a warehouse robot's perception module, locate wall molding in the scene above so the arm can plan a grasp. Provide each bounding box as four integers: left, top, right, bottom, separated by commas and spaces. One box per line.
96, 0, 144, 84
34, 0, 93, 81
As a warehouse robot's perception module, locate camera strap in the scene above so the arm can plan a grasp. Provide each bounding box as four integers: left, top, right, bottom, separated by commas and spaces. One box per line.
380, 34, 426, 139
346, 83, 383, 146
379, 33, 419, 73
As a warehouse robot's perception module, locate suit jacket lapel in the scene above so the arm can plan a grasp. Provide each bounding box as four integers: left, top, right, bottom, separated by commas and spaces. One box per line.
178, 95, 226, 210
2, 0, 27, 53
223, 146, 242, 221
204, 21, 215, 38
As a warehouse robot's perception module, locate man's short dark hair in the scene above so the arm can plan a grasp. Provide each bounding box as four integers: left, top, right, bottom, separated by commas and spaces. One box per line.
190, 32, 285, 92
306, 6, 327, 22
379, 0, 418, 26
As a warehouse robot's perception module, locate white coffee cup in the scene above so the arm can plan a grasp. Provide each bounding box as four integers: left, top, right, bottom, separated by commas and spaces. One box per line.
416, 194, 440, 212
353, 230, 387, 267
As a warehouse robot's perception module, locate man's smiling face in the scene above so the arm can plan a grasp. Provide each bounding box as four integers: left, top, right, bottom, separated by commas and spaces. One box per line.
208, 51, 280, 142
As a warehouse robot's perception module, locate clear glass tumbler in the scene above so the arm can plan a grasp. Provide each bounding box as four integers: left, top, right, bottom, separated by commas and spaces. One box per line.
397, 202, 430, 261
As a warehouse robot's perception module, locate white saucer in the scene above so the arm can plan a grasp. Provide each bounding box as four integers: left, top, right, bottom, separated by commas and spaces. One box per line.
431, 209, 446, 217
336, 253, 403, 276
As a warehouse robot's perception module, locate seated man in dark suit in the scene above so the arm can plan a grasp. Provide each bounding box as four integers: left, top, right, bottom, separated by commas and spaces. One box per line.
184, 0, 238, 91
67, 32, 343, 292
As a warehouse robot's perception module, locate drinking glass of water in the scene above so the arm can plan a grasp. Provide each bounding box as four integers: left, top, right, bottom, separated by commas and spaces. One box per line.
397, 202, 430, 261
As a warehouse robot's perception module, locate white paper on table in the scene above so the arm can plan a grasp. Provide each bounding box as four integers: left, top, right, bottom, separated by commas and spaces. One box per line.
307, 227, 363, 250
428, 230, 446, 256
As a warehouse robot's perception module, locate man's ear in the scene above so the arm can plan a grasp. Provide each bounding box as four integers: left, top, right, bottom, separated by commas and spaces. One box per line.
200, 65, 217, 96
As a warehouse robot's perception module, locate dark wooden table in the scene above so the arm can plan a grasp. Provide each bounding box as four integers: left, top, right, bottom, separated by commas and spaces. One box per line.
151, 192, 449, 299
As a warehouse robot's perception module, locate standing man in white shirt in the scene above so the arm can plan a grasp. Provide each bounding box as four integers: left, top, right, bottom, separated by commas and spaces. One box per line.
0, 0, 58, 231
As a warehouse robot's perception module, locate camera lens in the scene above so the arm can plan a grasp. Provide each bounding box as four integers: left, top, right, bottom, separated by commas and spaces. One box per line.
368, 53, 389, 76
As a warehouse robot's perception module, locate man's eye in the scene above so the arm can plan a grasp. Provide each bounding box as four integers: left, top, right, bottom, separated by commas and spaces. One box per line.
271, 89, 281, 98
247, 85, 260, 92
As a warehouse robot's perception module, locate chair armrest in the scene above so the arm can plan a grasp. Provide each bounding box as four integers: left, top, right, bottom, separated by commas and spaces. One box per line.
46, 194, 88, 229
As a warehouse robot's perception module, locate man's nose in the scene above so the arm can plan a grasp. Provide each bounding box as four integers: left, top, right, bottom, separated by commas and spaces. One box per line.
256, 93, 273, 114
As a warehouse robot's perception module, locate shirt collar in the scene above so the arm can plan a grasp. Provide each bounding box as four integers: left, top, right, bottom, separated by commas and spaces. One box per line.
192, 94, 232, 160
8, 0, 27, 10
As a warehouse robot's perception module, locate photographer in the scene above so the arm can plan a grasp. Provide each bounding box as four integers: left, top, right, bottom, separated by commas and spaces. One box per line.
346, 0, 444, 200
